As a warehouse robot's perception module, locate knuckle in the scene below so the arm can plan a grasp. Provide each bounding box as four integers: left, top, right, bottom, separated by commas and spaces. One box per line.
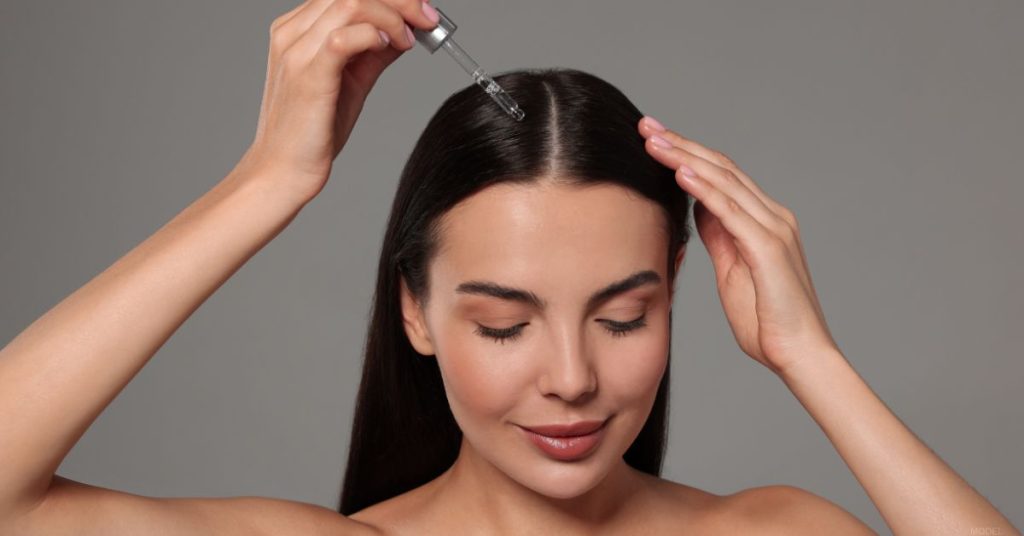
336, 0, 362, 15
765, 234, 789, 255
390, 0, 423, 26
773, 218, 797, 244
779, 206, 799, 229
326, 27, 350, 51
400, 0, 421, 14
712, 149, 736, 168
269, 30, 290, 54
725, 196, 743, 215
391, 7, 409, 28
270, 15, 287, 33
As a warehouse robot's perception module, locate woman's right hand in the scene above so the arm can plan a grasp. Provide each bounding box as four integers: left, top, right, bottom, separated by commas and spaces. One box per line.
236, 0, 440, 203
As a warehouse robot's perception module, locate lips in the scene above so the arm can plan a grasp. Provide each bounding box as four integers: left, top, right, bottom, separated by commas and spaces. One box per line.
521, 419, 606, 437
518, 418, 609, 461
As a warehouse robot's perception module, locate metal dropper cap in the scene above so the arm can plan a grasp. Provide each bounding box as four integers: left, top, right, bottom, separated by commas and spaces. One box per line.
412, 6, 525, 121
413, 5, 457, 53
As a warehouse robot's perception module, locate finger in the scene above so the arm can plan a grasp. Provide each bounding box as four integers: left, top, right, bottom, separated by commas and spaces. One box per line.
638, 117, 790, 218
306, 22, 392, 96
664, 138, 822, 316
642, 127, 817, 298
686, 166, 826, 333
323, 0, 440, 93
696, 200, 761, 352
388, 0, 442, 31
645, 135, 794, 240
693, 200, 741, 282
275, 0, 311, 27
260, 3, 331, 139
637, 118, 824, 319
639, 119, 824, 321
272, 0, 335, 52
290, 0, 417, 65
676, 167, 792, 289
277, 0, 435, 46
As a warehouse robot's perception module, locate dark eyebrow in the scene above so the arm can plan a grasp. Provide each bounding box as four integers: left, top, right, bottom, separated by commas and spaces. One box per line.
455, 270, 662, 314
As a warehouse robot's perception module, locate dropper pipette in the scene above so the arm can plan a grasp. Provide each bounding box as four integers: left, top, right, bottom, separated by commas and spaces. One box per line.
412, 6, 525, 121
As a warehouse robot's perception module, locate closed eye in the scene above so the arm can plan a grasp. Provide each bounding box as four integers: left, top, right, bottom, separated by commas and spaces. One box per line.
474, 314, 648, 345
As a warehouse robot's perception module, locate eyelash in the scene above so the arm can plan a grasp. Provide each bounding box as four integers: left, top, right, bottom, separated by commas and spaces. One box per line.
474, 315, 648, 345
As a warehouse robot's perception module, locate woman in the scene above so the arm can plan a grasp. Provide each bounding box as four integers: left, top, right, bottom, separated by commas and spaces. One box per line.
0, 0, 1016, 534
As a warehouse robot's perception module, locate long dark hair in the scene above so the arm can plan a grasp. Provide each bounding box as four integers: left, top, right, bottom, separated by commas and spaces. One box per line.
338, 68, 692, 515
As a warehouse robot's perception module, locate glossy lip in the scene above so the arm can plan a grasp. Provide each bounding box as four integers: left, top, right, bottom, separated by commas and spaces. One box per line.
520, 419, 607, 437
518, 418, 610, 462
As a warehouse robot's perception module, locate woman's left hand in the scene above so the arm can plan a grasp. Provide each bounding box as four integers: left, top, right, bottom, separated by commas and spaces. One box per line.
638, 116, 839, 376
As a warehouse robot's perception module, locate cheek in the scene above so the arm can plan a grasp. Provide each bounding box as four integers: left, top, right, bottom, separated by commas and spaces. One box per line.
599, 322, 670, 405
432, 326, 532, 419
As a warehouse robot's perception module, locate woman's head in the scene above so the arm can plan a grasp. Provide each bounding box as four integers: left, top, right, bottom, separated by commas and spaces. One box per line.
340, 67, 692, 515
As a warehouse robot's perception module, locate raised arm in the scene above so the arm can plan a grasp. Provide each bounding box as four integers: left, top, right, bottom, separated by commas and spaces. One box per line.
779, 346, 1019, 535
636, 115, 1020, 535
0, 0, 441, 533
0, 164, 309, 519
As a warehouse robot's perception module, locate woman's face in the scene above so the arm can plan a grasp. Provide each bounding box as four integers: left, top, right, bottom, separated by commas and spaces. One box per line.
400, 180, 684, 499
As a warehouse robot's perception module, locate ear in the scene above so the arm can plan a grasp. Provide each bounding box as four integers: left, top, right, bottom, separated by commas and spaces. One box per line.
399, 275, 436, 356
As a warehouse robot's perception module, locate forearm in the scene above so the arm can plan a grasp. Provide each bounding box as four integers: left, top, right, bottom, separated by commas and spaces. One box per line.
0, 164, 307, 515
779, 348, 1019, 535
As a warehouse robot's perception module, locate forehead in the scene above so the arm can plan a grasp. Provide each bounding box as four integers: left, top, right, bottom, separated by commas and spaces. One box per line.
432, 181, 669, 293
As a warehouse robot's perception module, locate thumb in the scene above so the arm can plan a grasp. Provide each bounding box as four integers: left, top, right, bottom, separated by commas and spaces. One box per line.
695, 200, 739, 271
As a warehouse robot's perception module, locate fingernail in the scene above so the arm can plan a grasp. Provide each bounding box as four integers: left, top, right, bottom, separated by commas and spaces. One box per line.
422, 1, 440, 24
644, 115, 666, 132
679, 164, 698, 178
378, 29, 390, 46
650, 134, 673, 149
405, 24, 415, 47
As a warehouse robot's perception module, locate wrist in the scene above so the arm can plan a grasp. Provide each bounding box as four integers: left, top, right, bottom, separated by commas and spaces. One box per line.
226, 158, 319, 210
776, 345, 850, 386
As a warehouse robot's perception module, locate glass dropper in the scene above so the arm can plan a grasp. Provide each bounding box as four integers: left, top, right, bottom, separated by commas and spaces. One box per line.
412, 6, 525, 121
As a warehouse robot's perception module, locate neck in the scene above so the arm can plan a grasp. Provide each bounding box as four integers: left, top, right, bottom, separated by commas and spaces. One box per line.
428, 436, 647, 534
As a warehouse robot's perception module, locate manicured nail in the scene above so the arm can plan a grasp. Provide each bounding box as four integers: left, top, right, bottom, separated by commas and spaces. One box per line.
405, 24, 415, 47
650, 134, 673, 149
378, 29, 390, 46
644, 116, 666, 132
422, 1, 440, 24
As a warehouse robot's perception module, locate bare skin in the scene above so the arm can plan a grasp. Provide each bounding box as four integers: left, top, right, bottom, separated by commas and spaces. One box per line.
0, 0, 1016, 534
346, 439, 865, 535
350, 458, 725, 535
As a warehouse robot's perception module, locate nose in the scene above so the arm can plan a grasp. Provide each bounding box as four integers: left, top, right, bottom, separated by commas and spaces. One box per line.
538, 329, 598, 402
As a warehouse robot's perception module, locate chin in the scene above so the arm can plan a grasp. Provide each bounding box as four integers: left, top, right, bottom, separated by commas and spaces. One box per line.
520, 455, 614, 502
524, 467, 608, 499
498, 433, 621, 500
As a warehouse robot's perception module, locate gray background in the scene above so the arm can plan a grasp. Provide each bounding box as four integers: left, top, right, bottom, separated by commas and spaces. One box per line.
1, 0, 1021, 532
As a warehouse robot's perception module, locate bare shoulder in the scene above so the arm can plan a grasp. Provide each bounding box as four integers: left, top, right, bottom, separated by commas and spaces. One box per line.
628, 472, 734, 531
15, 474, 380, 536
636, 472, 727, 513
720, 484, 878, 535
211, 494, 384, 536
